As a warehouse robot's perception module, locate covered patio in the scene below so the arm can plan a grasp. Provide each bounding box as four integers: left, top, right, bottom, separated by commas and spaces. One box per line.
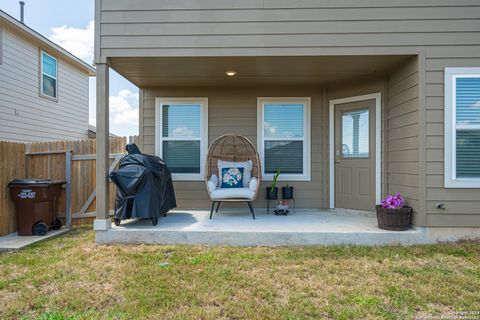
94, 54, 425, 245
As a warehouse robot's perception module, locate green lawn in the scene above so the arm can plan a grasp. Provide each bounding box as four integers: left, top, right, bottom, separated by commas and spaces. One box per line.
0, 227, 479, 320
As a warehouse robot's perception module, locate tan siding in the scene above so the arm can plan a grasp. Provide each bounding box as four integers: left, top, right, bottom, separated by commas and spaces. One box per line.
100, 8, 480, 24
428, 188, 480, 201
426, 201, 480, 214
386, 57, 422, 223
97, 1, 480, 62
388, 136, 418, 152
0, 27, 89, 142
424, 56, 480, 226
141, 86, 323, 209
101, 0, 480, 10
100, 34, 480, 51
426, 214, 480, 227
100, 20, 480, 37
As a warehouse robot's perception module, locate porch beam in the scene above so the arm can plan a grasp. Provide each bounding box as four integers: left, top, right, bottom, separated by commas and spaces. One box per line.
94, 63, 110, 230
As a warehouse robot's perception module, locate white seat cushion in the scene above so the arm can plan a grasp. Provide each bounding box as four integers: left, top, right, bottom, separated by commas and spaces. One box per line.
210, 188, 255, 200
249, 177, 258, 193
208, 174, 219, 193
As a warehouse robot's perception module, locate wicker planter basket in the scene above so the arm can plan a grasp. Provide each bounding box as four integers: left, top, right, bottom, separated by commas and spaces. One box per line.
375, 205, 412, 231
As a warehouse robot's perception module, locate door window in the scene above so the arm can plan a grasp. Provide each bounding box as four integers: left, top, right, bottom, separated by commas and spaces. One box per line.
341, 109, 369, 158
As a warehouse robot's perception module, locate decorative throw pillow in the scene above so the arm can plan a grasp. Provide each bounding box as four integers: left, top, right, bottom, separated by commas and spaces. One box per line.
218, 160, 252, 187
221, 167, 244, 188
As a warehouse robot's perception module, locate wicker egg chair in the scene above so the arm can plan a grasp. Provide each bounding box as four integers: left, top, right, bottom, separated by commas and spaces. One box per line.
205, 134, 261, 219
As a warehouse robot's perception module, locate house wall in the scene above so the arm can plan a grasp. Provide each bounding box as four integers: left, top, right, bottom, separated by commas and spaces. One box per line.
0, 26, 89, 142
425, 64, 480, 227
99, 0, 480, 226
385, 57, 423, 225
141, 78, 392, 211
141, 86, 323, 209
96, 0, 480, 62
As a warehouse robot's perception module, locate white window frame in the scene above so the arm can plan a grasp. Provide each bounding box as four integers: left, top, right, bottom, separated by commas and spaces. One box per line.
155, 97, 208, 181
444, 67, 480, 188
40, 50, 58, 100
257, 97, 311, 181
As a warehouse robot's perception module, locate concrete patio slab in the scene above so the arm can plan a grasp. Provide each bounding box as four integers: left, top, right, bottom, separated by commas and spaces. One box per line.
96, 209, 434, 246
0, 227, 70, 251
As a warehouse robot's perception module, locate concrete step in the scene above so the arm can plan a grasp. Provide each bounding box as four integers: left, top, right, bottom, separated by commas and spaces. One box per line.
96, 209, 431, 246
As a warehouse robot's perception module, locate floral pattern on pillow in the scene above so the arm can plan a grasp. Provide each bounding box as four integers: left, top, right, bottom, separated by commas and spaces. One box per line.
221, 167, 244, 188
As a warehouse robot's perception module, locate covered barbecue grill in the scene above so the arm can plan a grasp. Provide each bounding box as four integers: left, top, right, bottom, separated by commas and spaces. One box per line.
109, 144, 176, 226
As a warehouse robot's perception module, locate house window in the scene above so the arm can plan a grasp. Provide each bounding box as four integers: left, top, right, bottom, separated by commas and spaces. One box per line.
40, 51, 57, 99
155, 98, 208, 181
257, 97, 311, 181
444, 67, 480, 188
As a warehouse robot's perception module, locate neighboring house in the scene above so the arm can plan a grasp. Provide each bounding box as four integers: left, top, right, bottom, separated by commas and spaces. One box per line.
93, 0, 480, 230
87, 124, 118, 139
0, 10, 95, 142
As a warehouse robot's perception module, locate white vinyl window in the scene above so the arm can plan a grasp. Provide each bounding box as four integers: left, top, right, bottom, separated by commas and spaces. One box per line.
40, 51, 57, 99
257, 97, 311, 181
155, 98, 208, 181
444, 67, 480, 188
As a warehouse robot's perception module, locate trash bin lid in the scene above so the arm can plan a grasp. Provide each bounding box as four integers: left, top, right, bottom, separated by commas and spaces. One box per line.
7, 179, 66, 187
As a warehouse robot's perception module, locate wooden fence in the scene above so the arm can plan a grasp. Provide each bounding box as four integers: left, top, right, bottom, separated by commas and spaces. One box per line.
0, 142, 26, 236
0, 137, 131, 236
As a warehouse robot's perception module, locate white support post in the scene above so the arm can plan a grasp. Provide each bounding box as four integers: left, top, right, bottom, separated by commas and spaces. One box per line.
94, 63, 111, 231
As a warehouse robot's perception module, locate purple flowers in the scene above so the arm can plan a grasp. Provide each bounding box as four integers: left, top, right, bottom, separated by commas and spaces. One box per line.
381, 193, 404, 209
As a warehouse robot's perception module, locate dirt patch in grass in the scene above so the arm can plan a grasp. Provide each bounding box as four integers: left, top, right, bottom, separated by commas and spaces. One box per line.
0, 226, 479, 319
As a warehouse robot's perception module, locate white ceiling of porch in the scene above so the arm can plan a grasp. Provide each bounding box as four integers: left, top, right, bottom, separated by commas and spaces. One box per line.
110, 55, 412, 87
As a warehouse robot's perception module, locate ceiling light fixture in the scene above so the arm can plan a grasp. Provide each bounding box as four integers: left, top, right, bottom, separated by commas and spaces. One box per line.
225, 71, 237, 76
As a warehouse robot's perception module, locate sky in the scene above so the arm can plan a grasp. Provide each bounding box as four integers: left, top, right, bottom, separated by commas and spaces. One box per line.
1, 0, 139, 137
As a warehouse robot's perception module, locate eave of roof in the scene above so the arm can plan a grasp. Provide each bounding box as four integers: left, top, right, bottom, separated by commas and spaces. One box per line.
88, 125, 119, 138
0, 9, 96, 76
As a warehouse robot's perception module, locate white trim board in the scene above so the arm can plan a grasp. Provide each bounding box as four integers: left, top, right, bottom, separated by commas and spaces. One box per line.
155, 97, 208, 181
328, 93, 382, 209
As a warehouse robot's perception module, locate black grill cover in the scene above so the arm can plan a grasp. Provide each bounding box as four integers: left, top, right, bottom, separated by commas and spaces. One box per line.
110, 144, 176, 220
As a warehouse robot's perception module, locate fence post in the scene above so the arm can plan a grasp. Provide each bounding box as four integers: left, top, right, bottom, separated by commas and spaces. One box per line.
65, 150, 72, 228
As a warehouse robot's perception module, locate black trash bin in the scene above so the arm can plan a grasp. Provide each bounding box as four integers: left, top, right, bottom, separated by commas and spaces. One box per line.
8, 179, 65, 236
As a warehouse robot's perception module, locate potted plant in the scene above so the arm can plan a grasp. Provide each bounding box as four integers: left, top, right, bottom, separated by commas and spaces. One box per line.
266, 169, 280, 200
376, 193, 412, 231
282, 183, 294, 200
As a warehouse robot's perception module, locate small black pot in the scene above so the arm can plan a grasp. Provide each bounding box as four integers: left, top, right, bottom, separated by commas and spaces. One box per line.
282, 186, 294, 199
266, 187, 278, 200
376, 205, 412, 231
